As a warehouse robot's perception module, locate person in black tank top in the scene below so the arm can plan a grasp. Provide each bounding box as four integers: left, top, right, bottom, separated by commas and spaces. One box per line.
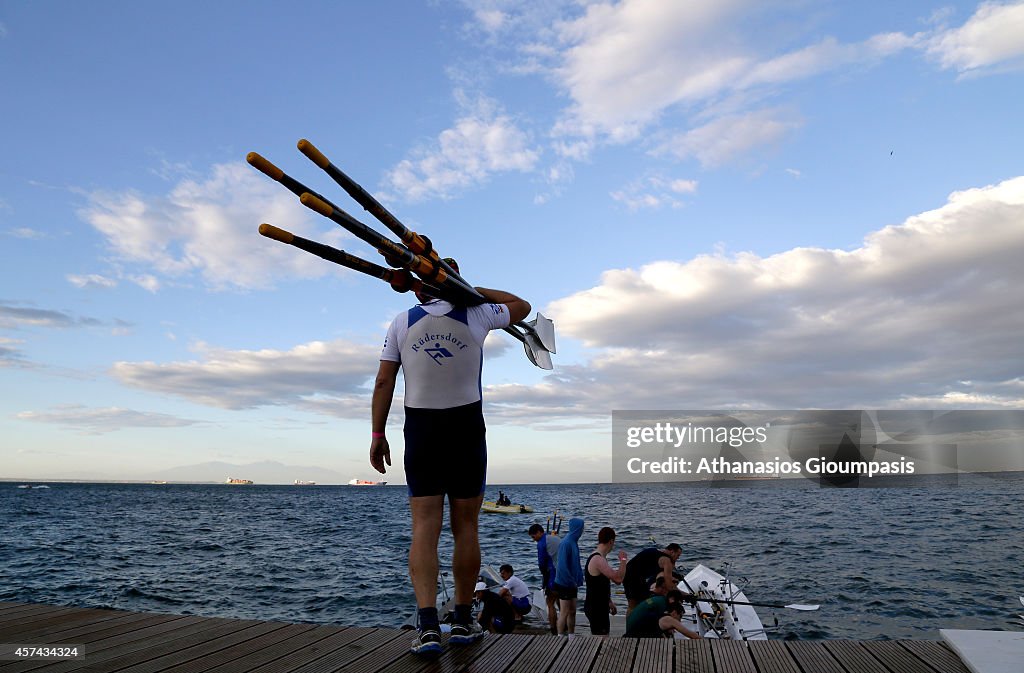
623, 543, 683, 615
583, 527, 628, 636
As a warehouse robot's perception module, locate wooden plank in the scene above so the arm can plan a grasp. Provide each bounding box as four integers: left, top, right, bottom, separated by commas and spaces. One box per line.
0, 609, 124, 640
899, 641, 971, 673
784, 641, 847, 673
463, 633, 534, 673
129, 623, 317, 673
0, 616, 188, 673
676, 639, 714, 673
0, 605, 69, 626
6, 612, 174, 645
285, 628, 408, 673
415, 633, 502, 673
547, 635, 602, 673
710, 640, 757, 673
591, 637, 637, 673
365, 631, 501, 673
89, 620, 289, 673
0, 604, 59, 616
823, 640, 893, 673
504, 634, 567, 673
634, 638, 672, 673
860, 641, 941, 673
748, 640, 802, 673
0, 616, 238, 673
232, 627, 378, 673
0, 602, 978, 673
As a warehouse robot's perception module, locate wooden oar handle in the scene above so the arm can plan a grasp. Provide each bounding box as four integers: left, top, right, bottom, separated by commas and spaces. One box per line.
246, 152, 284, 181
258, 223, 293, 244
297, 139, 329, 169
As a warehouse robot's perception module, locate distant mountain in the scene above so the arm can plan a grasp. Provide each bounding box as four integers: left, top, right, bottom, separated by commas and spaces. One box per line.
148, 460, 348, 485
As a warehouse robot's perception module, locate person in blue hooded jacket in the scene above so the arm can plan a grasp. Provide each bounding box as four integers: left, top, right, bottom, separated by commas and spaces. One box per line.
552, 517, 584, 635
528, 523, 560, 634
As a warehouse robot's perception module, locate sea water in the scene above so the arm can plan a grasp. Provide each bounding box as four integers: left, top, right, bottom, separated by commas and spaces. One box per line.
2, 474, 1022, 640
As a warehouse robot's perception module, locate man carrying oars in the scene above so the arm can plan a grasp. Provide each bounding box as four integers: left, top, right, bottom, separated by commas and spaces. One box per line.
369, 258, 530, 656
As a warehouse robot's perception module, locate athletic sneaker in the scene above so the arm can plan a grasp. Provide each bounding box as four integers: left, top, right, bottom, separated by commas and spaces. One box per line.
449, 621, 484, 645
410, 628, 442, 655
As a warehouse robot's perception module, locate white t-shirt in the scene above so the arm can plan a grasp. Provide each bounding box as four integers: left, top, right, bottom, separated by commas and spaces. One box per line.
503, 575, 530, 600
381, 300, 510, 409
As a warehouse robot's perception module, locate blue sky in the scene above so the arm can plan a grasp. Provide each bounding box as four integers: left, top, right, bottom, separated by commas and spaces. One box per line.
2, 0, 1023, 483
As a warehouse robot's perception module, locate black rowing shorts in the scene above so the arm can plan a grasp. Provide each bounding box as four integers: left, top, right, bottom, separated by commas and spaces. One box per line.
404, 401, 487, 498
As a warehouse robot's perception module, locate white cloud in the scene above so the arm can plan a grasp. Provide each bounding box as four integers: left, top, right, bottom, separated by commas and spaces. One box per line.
67, 273, 117, 289
474, 8, 508, 33
5, 227, 48, 239
736, 34, 917, 89
0, 336, 26, 366
655, 108, 803, 167
514, 175, 1024, 415
927, 1, 1024, 73
0, 301, 102, 329
669, 179, 698, 194
553, 0, 750, 139
484, 330, 514, 359
111, 339, 380, 412
80, 162, 346, 290
610, 174, 699, 211
128, 274, 161, 293
549, 0, 913, 147
96, 177, 1024, 422
16, 405, 202, 434
383, 92, 540, 202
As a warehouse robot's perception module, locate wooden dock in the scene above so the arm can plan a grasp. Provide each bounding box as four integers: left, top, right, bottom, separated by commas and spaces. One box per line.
0, 601, 971, 673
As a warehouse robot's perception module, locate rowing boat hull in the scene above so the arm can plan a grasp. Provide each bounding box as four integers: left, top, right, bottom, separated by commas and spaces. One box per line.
683, 564, 767, 640
533, 563, 767, 640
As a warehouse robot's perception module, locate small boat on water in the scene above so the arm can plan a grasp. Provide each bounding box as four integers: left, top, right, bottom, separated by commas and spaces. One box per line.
17, 484, 50, 489
293, 480, 316, 486
481, 501, 534, 514
348, 479, 387, 486
224, 477, 253, 485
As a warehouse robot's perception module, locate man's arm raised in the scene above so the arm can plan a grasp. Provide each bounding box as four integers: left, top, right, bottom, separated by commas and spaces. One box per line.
475, 287, 531, 325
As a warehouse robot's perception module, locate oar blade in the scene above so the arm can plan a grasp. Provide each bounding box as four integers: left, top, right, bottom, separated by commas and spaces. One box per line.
784, 604, 820, 611
1019, 596, 1024, 608
528, 313, 557, 353
523, 332, 553, 370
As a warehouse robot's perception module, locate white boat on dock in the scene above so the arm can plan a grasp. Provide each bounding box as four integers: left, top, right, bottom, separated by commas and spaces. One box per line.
534, 563, 771, 640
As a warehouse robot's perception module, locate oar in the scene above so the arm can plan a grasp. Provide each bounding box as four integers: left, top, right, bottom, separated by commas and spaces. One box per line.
298, 192, 452, 286
257, 224, 552, 369
258, 224, 455, 300
677, 570, 818, 611
297, 139, 440, 262
296, 139, 556, 354
248, 153, 448, 284
295, 191, 551, 368
249, 151, 552, 368
685, 596, 819, 611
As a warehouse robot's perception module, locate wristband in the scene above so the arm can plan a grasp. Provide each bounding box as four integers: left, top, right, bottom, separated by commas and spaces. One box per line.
371, 431, 385, 438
